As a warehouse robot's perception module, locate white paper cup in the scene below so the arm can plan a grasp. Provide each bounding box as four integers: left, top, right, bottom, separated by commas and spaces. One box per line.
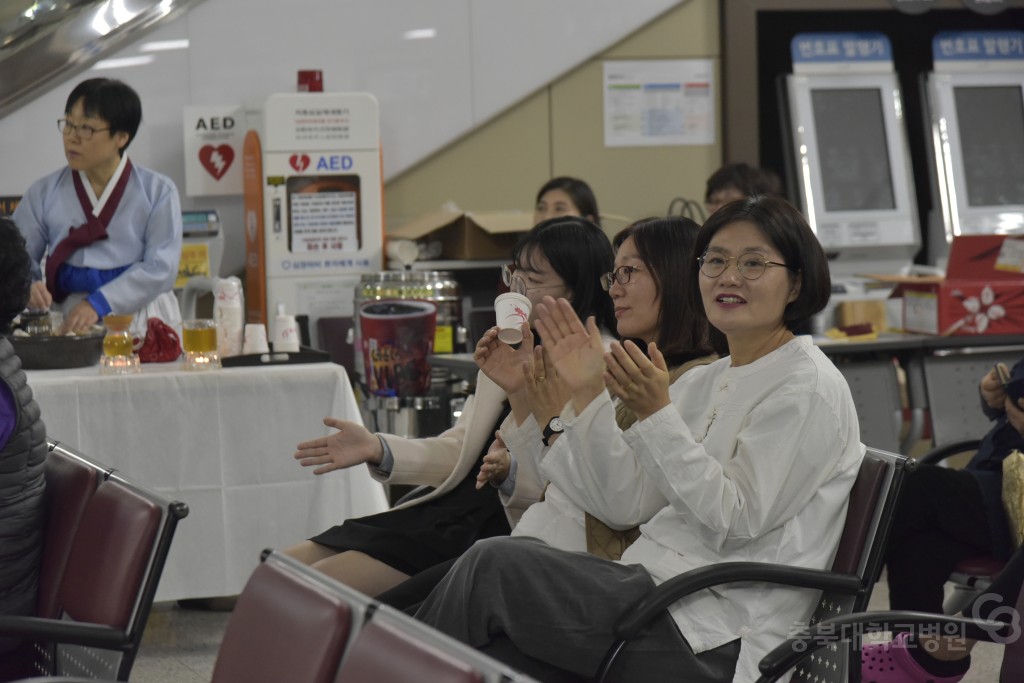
494, 292, 532, 345
242, 323, 270, 354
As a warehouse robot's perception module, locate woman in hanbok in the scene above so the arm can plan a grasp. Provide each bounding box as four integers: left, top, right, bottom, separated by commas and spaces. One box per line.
13, 78, 182, 337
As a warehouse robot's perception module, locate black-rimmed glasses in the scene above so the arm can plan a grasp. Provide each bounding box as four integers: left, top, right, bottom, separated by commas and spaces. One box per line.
57, 119, 110, 140
697, 252, 793, 280
600, 265, 642, 291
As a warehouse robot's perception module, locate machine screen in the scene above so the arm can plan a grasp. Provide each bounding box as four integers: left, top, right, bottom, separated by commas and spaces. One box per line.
811, 88, 896, 212
287, 175, 361, 253
954, 85, 1024, 207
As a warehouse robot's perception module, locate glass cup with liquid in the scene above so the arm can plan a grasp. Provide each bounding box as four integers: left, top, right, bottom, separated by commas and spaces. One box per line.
100, 314, 140, 375
182, 319, 220, 370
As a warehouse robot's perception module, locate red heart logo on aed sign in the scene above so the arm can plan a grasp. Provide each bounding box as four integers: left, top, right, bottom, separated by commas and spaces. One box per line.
289, 154, 311, 172
198, 145, 234, 180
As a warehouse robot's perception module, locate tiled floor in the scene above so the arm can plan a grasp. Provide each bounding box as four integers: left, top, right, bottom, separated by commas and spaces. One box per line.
129, 575, 1004, 682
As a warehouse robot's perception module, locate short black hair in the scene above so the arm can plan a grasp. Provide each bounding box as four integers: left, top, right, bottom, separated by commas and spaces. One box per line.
704, 163, 782, 203
0, 217, 32, 332
535, 177, 601, 227
513, 216, 616, 335
613, 216, 713, 359
65, 78, 142, 153
690, 195, 831, 335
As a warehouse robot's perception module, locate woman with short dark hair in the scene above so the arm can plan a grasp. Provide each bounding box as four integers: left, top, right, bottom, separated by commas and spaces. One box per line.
12, 78, 182, 338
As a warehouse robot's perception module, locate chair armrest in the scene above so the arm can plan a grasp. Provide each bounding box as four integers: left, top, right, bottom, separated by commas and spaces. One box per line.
917, 439, 983, 466
615, 562, 863, 640
755, 610, 1012, 683
0, 615, 128, 650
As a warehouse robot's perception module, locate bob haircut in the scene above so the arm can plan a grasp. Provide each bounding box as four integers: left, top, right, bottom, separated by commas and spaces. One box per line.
535, 177, 601, 227
0, 218, 32, 333
65, 78, 142, 153
613, 216, 713, 360
690, 194, 831, 335
513, 216, 616, 336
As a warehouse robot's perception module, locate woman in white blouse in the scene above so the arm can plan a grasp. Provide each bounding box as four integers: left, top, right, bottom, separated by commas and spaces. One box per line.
414, 195, 864, 683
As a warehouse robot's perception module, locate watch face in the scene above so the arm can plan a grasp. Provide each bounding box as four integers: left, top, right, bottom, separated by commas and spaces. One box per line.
549, 417, 564, 433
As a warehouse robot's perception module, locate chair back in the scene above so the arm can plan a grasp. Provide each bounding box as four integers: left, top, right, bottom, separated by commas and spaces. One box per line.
212, 551, 366, 683
794, 446, 913, 683
922, 350, 1023, 447
335, 604, 534, 683
834, 360, 904, 453
36, 442, 109, 619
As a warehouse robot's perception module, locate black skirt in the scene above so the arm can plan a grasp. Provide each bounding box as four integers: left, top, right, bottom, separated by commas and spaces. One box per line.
309, 447, 511, 576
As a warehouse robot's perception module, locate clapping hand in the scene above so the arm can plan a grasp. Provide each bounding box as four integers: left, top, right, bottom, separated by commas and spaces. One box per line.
294, 418, 382, 475
604, 340, 671, 422
532, 296, 605, 399
476, 432, 511, 489
522, 344, 571, 430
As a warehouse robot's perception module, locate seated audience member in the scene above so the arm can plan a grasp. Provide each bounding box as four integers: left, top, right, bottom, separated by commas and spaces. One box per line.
479, 215, 717, 557
284, 215, 615, 598
0, 218, 47, 668
704, 162, 782, 216
860, 358, 1024, 683
533, 176, 601, 226
413, 195, 863, 683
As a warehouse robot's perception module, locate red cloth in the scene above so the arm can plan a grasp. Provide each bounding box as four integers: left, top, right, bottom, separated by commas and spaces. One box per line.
136, 318, 181, 363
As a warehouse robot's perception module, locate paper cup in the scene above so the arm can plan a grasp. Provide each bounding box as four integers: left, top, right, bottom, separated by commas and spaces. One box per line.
242, 323, 270, 354
494, 292, 531, 345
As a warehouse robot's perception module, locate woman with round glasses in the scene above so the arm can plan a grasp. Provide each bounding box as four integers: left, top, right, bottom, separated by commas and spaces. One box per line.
12, 78, 182, 336
413, 196, 863, 683
482, 216, 718, 562
285, 216, 615, 600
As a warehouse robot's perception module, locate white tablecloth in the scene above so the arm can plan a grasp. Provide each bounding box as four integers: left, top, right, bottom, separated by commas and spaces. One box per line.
25, 361, 389, 601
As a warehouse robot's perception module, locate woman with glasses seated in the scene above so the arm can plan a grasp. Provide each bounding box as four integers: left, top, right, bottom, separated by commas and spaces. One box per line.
285, 214, 616, 598
414, 195, 864, 683
12, 78, 182, 337
474, 216, 718, 563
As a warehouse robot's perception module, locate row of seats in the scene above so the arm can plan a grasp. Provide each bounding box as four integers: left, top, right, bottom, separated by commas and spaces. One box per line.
0, 441, 188, 681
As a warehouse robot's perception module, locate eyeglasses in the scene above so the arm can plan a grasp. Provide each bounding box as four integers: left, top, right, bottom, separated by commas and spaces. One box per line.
57, 119, 110, 140
697, 252, 793, 280
501, 264, 564, 296
600, 265, 643, 291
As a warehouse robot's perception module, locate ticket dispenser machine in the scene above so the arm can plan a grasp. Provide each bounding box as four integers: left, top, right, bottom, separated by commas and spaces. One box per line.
923, 30, 1024, 268
781, 33, 921, 331
243, 92, 384, 336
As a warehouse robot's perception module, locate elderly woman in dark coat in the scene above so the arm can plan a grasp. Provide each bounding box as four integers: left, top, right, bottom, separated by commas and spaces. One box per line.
0, 216, 47, 666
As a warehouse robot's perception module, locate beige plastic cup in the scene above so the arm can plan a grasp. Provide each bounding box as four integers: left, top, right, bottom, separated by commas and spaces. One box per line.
494, 292, 531, 345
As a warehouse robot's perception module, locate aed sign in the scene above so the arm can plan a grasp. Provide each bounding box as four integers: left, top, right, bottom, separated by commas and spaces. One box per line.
183, 104, 247, 197
316, 155, 354, 171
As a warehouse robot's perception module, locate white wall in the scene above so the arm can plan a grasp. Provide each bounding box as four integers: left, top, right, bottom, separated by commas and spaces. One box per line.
0, 0, 682, 276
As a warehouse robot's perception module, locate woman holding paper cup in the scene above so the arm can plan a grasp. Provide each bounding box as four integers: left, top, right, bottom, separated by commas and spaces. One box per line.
12, 78, 183, 338
285, 215, 616, 598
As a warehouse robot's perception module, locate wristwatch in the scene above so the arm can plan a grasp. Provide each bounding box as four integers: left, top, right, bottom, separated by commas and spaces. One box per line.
542, 416, 565, 447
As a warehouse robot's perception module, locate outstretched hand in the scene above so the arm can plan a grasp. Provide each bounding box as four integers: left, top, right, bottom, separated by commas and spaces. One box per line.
604, 340, 671, 421
473, 325, 534, 395
294, 417, 383, 475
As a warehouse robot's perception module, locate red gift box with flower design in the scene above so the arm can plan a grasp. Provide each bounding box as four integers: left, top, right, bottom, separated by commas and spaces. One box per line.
890, 235, 1024, 336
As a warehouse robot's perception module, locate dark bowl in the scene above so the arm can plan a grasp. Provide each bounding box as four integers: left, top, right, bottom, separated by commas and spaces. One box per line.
6, 328, 105, 370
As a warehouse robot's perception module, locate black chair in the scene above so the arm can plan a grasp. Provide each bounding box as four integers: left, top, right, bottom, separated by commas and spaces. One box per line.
0, 443, 188, 681
594, 446, 914, 683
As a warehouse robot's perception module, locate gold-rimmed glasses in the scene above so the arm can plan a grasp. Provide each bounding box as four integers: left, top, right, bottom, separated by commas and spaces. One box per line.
500, 264, 564, 296
697, 252, 793, 280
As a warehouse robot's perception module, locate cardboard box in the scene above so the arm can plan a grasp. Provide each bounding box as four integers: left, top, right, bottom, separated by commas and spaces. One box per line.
867, 235, 1024, 336
389, 207, 533, 261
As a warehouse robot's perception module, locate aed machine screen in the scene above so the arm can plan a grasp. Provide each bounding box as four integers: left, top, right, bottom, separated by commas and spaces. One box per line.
287, 175, 361, 253
811, 88, 896, 212
954, 85, 1024, 208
